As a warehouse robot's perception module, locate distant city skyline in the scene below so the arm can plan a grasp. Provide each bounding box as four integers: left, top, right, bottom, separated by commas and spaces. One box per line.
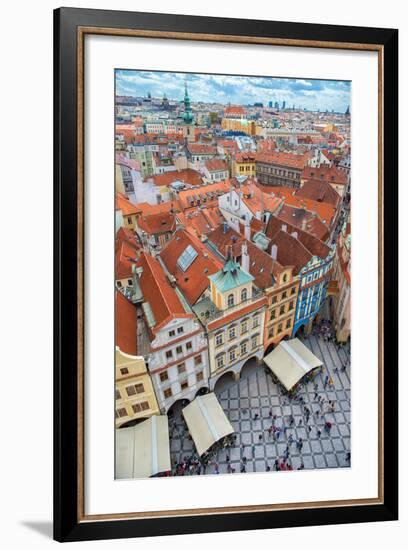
116, 70, 351, 113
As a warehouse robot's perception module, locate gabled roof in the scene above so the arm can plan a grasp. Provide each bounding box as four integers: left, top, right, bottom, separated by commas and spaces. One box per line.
115, 290, 137, 355
258, 185, 336, 230
188, 143, 217, 156
268, 230, 312, 274
137, 252, 192, 336
160, 229, 223, 305
206, 225, 283, 290
266, 216, 331, 272
225, 105, 246, 117
204, 159, 228, 172
115, 239, 140, 280
296, 178, 341, 208
115, 192, 142, 216
302, 164, 348, 185
137, 212, 176, 236
177, 180, 231, 211
276, 203, 329, 242
151, 168, 203, 187
256, 151, 309, 170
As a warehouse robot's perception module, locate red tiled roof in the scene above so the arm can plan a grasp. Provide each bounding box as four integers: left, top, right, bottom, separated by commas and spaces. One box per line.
224, 105, 246, 117
256, 151, 309, 170
177, 207, 221, 238
136, 201, 180, 216
115, 290, 137, 355
296, 179, 341, 208
160, 229, 223, 305
275, 204, 329, 242
116, 226, 140, 250
151, 169, 203, 187
302, 164, 348, 186
137, 252, 192, 335
115, 239, 140, 280
115, 192, 142, 216
177, 180, 231, 211
258, 139, 277, 152
188, 143, 217, 156
258, 185, 336, 230
206, 225, 283, 289
239, 181, 283, 215
268, 230, 312, 274
266, 216, 331, 268
137, 212, 176, 236
205, 159, 228, 172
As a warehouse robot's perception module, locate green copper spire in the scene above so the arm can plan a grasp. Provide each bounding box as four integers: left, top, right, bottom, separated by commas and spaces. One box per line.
183, 79, 194, 125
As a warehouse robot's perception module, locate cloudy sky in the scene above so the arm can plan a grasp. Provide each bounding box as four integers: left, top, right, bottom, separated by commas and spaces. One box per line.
116, 70, 350, 113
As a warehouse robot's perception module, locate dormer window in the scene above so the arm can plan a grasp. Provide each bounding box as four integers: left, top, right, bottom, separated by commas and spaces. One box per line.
241, 288, 248, 302
227, 294, 234, 307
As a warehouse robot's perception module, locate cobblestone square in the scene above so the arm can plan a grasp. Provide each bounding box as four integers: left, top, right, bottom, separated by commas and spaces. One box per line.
169, 334, 351, 475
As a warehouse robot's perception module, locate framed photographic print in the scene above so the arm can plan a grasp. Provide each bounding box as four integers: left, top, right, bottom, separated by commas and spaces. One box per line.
54, 7, 398, 542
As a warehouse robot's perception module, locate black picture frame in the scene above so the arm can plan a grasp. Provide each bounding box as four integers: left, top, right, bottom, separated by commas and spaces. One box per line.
54, 7, 398, 542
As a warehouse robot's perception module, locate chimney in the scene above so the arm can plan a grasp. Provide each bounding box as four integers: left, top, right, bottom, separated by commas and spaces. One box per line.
292, 231, 298, 239
223, 222, 229, 234
241, 242, 250, 273
302, 217, 307, 231
281, 224, 287, 232
271, 244, 278, 260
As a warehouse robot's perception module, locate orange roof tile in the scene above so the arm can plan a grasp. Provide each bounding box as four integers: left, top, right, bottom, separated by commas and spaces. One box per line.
137, 212, 176, 236
296, 179, 341, 208
160, 229, 223, 305
115, 239, 140, 280
302, 164, 348, 186
115, 291, 137, 355
137, 252, 192, 335
205, 159, 228, 172
256, 151, 309, 170
206, 225, 283, 289
258, 185, 336, 230
151, 168, 203, 187
188, 143, 217, 156
115, 192, 143, 216
177, 180, 231, 211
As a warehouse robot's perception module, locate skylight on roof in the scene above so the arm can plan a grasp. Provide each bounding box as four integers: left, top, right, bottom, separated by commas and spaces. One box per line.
177, 245, 198, 272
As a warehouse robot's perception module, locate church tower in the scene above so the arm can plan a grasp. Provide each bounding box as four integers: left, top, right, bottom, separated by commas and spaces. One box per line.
182, 80, 195, 142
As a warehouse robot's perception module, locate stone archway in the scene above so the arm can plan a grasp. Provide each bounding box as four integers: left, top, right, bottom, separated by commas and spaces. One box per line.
239, 356, 259, 380
167, 398, 190, 421
195, 386, 209, 397
213, 371, 236, 395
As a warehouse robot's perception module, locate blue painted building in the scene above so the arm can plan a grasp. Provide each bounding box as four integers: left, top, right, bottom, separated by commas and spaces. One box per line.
292, 245, 336, 336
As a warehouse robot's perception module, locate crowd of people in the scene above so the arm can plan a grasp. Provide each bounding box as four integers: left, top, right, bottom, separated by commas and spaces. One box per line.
169, 329, 350, 476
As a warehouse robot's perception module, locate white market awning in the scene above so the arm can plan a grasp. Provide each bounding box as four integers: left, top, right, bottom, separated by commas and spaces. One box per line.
182, 392, 234, 456
115, 415, 171, 479
263, 338, 323, 392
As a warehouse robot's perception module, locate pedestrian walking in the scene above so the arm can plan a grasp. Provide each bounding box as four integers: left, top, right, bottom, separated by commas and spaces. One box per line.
253, 413, 259, 421
258, 434, 263, 442
317, 429, 322, 438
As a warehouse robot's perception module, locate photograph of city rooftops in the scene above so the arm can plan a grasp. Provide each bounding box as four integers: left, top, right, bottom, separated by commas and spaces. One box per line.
114, 69, 351, 480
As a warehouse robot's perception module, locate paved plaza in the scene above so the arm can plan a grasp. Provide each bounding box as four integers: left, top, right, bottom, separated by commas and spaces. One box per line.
169, 334, 351, 475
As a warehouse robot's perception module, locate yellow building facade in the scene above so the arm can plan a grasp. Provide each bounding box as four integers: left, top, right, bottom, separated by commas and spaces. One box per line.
232, 154, 257, 177
115, 348, 160, 428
